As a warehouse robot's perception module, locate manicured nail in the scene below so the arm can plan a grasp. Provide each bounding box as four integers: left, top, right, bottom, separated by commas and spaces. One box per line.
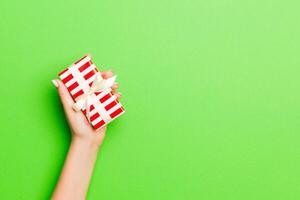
52, 80, 58, 88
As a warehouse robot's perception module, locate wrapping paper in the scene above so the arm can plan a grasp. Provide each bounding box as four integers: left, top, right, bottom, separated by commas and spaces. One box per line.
58, 55, 125, 130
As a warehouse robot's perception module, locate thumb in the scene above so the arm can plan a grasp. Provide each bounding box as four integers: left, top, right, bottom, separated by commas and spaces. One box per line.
52, 79, 75, 117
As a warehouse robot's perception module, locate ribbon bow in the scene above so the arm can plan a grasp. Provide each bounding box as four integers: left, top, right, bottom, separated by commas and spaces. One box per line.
72, 72, 116, 122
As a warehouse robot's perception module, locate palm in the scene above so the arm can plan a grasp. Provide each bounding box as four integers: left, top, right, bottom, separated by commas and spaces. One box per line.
54, 71, 120, 147
69, 111, 107, 145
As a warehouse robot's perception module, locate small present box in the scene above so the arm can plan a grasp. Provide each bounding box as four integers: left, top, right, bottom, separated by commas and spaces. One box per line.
58, 55, 125, 130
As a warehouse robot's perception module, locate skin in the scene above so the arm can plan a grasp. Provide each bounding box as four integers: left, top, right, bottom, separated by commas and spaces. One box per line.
51, 71, 121, 200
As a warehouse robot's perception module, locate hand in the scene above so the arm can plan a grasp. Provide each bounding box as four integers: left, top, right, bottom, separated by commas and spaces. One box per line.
52, 71, 121, 148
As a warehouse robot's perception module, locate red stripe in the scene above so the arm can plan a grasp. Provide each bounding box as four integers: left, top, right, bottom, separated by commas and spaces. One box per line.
95, 91, 102, 96
75, 55, 87, 64
91, 105, 95, 111
78, 61, 92, 72
58, 68, 68, 76
67, 82, 79, 92
110, 107, 124, 119
62, 74, 73, 84
82, 105, 95, 115
84, 70, 96, 80
73, 90, 84, 99
90, 112, 100, 122
87, 71, 100, 86
90, 105, 95, 111
100, 93, 111, 103
105, 100, 117, 111
94, 120, 105, 129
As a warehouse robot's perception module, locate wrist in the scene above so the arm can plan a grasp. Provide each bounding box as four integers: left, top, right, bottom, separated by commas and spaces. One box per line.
71, 136, 101, 152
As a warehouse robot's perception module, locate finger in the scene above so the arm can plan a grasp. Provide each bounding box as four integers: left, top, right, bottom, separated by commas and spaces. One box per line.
52, 79, 75, 117
111, 83, 119, 94
101, 70, 113, 79
115, 92, 122, 100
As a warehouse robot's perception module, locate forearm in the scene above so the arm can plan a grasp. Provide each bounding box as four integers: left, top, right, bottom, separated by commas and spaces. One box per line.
52, 138, 100, 200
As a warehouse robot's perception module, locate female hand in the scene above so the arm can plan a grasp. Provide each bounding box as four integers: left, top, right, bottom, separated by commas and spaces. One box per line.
51, 70, 121, 200
52, 70, 121, 147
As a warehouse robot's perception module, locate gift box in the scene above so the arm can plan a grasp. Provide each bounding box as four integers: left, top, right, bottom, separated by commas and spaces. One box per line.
58, 55, 125, 130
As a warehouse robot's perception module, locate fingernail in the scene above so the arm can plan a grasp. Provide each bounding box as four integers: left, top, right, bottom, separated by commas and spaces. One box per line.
52, 80, 58, 88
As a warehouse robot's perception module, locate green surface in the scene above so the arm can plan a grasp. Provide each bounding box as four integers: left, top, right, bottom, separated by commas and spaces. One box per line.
1, 0, 300, 199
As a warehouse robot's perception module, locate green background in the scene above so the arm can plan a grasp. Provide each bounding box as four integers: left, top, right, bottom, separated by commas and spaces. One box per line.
1, 0, 300, 199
